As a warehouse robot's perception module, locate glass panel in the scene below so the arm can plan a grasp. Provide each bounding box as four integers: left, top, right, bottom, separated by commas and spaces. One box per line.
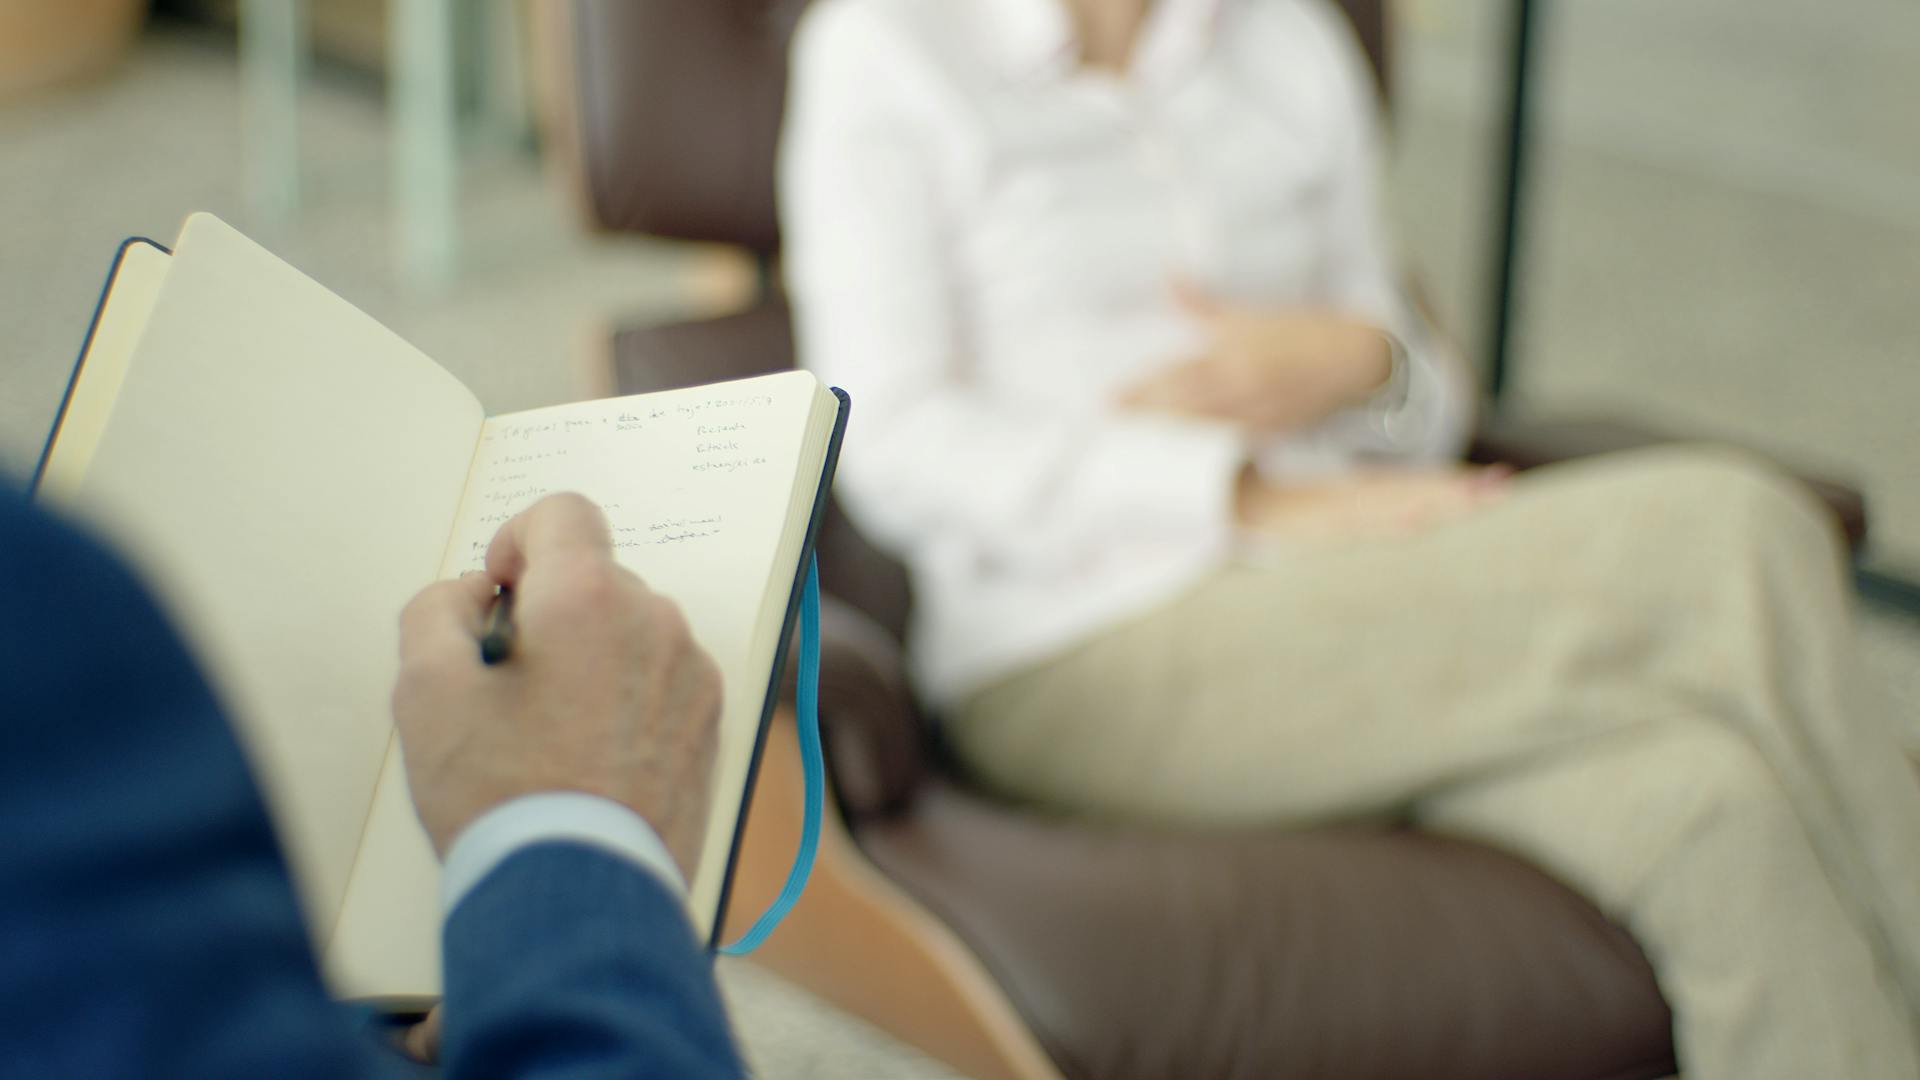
1394, 0, 1920, 579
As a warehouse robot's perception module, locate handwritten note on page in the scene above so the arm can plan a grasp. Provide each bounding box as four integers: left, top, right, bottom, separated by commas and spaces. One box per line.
328, 370, 833, 995
443, 371, 826, 933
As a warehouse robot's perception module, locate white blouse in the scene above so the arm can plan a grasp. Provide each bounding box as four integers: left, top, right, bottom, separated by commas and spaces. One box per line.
780, 0, 1472, 705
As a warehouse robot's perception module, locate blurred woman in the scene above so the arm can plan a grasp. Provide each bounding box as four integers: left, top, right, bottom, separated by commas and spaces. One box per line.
780, 0, 1920, 1074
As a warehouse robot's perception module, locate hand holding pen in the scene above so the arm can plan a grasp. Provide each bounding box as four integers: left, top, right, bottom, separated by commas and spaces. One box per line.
391, 492, 722, 879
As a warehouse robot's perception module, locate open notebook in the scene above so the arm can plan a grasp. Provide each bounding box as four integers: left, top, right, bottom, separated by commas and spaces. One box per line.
34, 213, 847, 1006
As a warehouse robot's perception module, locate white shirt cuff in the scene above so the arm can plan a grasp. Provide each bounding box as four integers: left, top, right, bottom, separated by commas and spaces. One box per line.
440, 792, 689, 916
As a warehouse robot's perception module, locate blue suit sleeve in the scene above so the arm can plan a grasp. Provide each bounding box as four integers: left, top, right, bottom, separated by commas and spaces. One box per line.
0, 492, 745, 1079
441, 843, 746, 1079
0, 493, 422, 1078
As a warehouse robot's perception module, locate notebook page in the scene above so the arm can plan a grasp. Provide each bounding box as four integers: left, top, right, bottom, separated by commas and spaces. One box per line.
328, 371, 827, 989
326, 733, 440, 1000
66, 213, 485, 940
38, 242, 171, 500
450, 371, 832, 939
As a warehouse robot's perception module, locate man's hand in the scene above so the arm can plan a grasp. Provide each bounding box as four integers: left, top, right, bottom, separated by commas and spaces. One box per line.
397, 1007, 442, 1065
1234, 464, 1513, 541
393, 493, 722, 878
1120, 284, 1393, 434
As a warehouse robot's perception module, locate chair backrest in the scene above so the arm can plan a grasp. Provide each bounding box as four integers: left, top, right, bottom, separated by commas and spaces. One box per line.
545, 0, 1390, 252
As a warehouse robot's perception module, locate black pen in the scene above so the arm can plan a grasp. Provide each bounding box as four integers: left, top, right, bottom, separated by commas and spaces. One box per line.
480, 586, 516, 665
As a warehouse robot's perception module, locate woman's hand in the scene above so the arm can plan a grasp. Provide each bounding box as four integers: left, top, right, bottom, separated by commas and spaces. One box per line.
1234, 464, 1514, 541
1119, 284, 1394, 434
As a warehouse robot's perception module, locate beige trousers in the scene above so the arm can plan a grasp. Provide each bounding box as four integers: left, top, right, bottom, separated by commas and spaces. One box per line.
952, 446, 1920, 1079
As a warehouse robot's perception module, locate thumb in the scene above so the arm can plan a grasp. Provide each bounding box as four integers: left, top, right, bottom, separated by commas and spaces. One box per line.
400, 1006, 443, 1064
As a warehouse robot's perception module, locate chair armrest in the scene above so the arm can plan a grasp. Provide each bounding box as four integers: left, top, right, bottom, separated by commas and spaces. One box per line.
779, 595, 927, 822
1468, 413, 1869, 553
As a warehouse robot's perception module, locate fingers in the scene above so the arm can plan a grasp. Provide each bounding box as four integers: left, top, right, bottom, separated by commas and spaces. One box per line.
399, 572, 499, 667
1118, 357, 1219, 414
1168, 277, 1220, 321
485, 493, 614, 588
1472, 463, 1516, 492
1392, 468, 1511, 529
400, 1006, 442, 1065
1117, 370, 1177, 410
400, 495, 621, 670
1180, 359, 1247, 416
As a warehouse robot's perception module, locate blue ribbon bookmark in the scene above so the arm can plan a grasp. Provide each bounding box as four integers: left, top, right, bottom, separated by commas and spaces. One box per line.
720, 554, 824, 955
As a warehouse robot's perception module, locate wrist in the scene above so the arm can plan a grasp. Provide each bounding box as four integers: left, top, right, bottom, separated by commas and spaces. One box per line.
440, 792, 690, 916
1359, 331, 1412, 432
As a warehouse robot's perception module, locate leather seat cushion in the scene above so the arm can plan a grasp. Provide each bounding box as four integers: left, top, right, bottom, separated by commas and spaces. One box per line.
859, 783, 1677, 1080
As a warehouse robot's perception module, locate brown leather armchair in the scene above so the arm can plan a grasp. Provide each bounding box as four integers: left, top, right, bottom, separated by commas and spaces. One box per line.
531, 3, 1866, 1077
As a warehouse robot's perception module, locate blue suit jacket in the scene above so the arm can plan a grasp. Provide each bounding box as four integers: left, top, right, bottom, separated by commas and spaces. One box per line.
0, 491, 746, 1078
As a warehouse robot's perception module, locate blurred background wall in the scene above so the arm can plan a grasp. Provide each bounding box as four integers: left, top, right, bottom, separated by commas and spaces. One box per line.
0, 0, 759, 490
3, 1, 1913, 585
1394, 0, 1920, 594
